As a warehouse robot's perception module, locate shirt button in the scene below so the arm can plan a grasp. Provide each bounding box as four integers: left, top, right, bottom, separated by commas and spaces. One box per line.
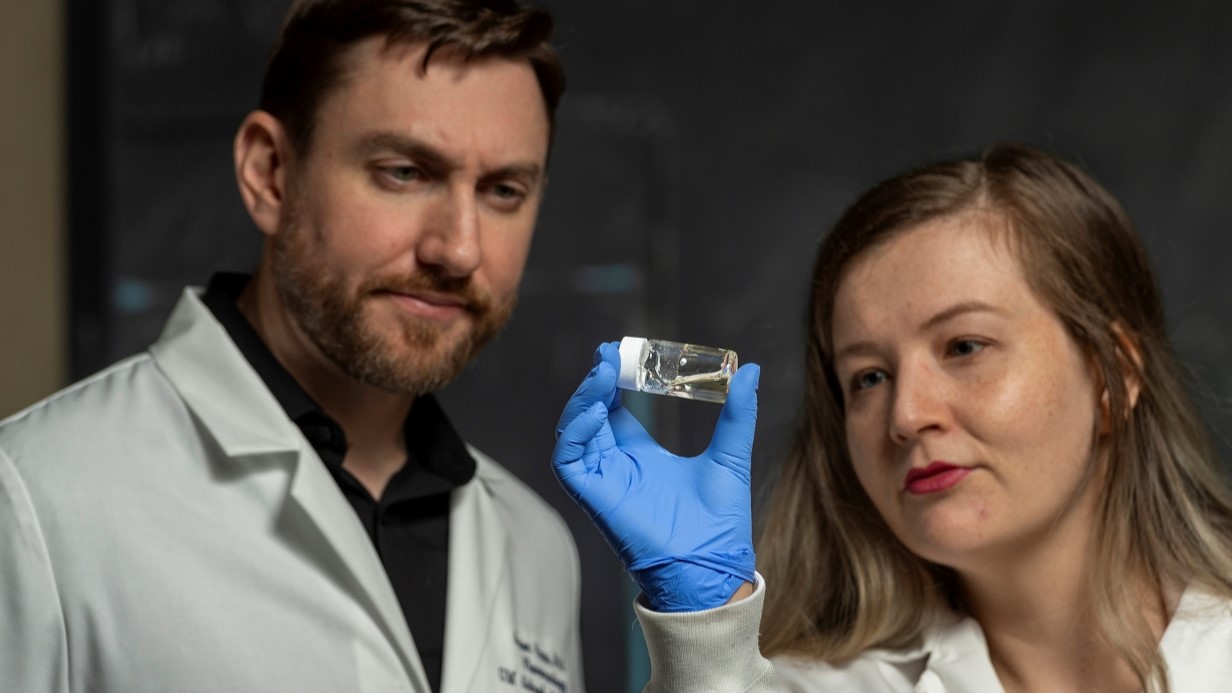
306, 424, 332, 445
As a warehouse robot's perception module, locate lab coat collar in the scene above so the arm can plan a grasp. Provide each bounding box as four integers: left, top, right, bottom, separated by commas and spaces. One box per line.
149, 287, 431, 691
851, 614, 1003, 693
150, 287, 302, 459
856, 587, 1232, 692
914, 617, 1003, 693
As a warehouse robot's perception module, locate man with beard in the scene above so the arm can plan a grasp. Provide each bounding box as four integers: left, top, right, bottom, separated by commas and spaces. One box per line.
0, 2, 581, 692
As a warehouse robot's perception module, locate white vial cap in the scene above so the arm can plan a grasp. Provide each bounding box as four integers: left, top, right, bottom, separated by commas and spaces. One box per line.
617, 336, 646, 390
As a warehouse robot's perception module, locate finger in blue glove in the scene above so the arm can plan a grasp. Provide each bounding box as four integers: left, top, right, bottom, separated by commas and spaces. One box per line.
551, 345, 762, 613
554, 342, 621, 440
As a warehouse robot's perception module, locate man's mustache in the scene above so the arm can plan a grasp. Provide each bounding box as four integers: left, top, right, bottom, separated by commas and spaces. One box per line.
361, 272, 492, 313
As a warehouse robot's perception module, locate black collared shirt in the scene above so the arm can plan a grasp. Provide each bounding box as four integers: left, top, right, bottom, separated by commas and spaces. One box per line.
202, 273, 474, 693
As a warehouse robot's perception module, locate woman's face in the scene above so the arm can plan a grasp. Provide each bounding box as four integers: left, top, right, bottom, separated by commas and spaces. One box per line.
830, 214, 1104, 575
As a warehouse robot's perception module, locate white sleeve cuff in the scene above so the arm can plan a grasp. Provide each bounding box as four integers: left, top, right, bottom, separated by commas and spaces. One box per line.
634, 572, 778, 692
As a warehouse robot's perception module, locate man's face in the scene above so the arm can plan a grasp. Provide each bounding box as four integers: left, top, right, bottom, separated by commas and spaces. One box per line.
272, 39, 550, 395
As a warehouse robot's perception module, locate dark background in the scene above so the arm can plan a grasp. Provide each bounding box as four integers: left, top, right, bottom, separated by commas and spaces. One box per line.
69, 2, 1232, 691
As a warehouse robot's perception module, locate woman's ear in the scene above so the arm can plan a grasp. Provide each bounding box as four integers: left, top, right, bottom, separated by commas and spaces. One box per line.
1099, 322, 1145, 432
234, 110, 292, 238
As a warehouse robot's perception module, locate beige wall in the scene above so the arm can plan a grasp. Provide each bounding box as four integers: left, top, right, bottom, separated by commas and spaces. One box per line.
0, 0, 66, 418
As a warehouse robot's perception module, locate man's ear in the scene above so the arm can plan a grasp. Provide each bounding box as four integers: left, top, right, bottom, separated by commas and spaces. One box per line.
1099, 321, 1145, 432
234, 110, 292, 238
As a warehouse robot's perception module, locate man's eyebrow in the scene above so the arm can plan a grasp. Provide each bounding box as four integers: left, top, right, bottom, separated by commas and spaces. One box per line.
353, 131, 456, 171
353, 131, 543, 183
833, 301, 1006, 362
481, 162, 543, 184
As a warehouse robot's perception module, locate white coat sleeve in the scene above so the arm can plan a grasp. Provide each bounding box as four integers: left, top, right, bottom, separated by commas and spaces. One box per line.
0, 447, 70, 692
634, 573, 779, 693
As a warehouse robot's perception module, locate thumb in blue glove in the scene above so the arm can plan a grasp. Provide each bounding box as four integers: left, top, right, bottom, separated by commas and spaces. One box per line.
552, 342, 760, 612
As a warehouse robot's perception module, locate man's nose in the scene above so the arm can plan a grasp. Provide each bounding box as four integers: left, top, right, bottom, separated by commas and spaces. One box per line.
416, 186, 482, 277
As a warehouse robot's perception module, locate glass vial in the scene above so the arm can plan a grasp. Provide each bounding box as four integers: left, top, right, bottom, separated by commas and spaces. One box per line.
616, 336, 738, 404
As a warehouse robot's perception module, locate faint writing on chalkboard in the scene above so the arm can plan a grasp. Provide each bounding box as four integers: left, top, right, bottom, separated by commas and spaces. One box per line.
110, 0, 292, 126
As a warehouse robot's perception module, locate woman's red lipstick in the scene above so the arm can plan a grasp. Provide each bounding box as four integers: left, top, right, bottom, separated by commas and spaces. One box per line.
904, 462, 970, 495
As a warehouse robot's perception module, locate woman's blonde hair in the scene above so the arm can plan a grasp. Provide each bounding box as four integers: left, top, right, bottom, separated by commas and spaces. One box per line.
758, 143, 1232, 691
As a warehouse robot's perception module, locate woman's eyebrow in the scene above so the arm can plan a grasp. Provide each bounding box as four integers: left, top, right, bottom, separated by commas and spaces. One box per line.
919, 300, 1006, 331
833, 301, 1006, 363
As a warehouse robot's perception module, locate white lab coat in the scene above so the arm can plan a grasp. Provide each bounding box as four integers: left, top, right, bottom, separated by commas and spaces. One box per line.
635, 574, 1232, 692
0, 288, 583, 693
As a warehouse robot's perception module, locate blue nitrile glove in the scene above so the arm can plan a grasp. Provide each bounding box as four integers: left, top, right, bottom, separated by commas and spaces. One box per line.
553, 341, 625, 441
552, 341, 759, 612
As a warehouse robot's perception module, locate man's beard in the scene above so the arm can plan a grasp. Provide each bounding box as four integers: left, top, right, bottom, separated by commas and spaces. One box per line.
270, 215, 516, 396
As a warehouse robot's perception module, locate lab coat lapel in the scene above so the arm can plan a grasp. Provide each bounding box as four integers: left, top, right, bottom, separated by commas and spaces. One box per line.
916, 618, 1005, 693
285, 442, 429, 690
150, 288, 430, 690
150, 288, 299, 459
440, 461, 510, 693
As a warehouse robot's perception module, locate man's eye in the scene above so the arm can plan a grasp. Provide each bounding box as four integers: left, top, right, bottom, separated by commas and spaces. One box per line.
492, 185, 521, 199
380, 165, 420, 183
486, 183, 528, 209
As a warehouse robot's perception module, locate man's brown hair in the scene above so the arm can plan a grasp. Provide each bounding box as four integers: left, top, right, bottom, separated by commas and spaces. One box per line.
259, 0, 565, 155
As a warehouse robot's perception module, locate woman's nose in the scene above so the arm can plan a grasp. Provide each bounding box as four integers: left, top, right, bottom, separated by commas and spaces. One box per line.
888, 359, 948, 444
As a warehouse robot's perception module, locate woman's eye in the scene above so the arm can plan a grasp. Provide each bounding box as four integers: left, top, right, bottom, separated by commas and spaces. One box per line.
853, 370, 888, 392
949, 339, 986, 357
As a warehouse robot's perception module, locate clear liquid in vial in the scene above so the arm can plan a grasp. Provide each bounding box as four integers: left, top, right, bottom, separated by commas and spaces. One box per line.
617, 337, 738, 404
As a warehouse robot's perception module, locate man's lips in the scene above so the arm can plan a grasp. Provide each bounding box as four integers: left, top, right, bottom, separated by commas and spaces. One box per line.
903, 461, 971, 495
378, 289, 473, 319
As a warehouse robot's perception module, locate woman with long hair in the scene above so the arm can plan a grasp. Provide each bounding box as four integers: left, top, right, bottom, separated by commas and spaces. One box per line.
553, 143, 1232, 692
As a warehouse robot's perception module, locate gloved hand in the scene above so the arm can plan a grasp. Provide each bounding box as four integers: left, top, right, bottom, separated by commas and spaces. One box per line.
552, 341, 759, 612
